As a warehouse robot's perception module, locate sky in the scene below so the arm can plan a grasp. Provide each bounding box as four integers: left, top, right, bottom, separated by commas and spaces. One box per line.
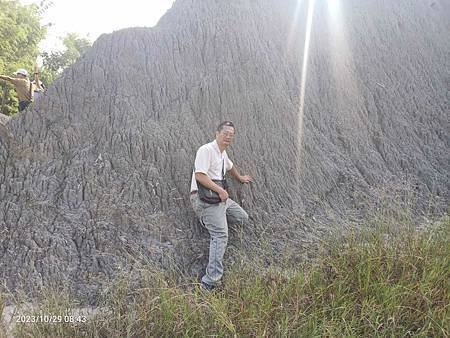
22, 0, 175, 52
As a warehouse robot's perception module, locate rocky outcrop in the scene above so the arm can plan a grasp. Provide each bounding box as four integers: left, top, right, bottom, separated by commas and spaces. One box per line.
0, 113, 11, 147
0, 113, 10, 125
0, 0, 449, 301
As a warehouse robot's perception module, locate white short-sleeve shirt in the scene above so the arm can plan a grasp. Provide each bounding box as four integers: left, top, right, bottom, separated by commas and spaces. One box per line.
190, 140, 233, 192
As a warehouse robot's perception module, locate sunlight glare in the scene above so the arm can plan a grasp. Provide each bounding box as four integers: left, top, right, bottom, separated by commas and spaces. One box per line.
327, 0, 341, 18
297, 0, 316, 155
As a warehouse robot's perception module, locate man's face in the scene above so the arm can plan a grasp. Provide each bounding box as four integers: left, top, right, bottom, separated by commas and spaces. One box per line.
216, 126, 235, 148
16, 74, 26, 79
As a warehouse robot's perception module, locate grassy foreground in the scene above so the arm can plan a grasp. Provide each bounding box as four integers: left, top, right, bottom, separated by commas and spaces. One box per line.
1, 217, 449, 337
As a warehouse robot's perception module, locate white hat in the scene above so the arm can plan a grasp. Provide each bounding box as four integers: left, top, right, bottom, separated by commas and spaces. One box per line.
15, 69, 29, 77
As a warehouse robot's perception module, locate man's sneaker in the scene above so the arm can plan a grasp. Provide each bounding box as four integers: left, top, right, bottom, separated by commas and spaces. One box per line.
200, 281, 215, 291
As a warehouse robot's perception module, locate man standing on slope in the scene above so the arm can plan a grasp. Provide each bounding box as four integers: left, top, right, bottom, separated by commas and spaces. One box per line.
190, 121, 252, 290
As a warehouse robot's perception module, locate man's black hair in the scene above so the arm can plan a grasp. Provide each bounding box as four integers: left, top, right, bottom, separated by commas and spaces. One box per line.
217, 121, 235, 132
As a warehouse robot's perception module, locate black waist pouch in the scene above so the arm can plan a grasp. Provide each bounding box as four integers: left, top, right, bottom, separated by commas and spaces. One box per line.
197, 179, 228, 204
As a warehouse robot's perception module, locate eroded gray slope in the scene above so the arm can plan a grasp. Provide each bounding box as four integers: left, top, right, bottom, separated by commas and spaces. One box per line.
0, 0, 448, 300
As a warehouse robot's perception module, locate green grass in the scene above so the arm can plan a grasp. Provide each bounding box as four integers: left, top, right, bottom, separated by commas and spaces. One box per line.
2, 216, 449, 337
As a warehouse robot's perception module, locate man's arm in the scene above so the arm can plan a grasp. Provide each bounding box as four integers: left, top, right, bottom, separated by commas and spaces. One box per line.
195, 172, 223, 192
0, 75, 14, 83
227, 165, 253, 184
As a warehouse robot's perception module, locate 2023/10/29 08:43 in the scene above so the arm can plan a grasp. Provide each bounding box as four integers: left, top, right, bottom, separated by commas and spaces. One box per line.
15, 313, 87, 324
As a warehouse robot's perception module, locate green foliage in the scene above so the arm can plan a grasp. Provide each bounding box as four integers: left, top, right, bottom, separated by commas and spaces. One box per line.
40, 33, 91, 85
0, 1, 89, 115
0, 0, 47, 115
5, 216, 449, 337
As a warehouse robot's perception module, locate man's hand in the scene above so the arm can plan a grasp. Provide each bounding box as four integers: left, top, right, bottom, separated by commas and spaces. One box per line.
218, 188, 229, 202
239, 175, 253, 184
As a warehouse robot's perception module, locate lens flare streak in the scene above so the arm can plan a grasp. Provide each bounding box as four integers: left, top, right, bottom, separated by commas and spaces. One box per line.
297, 0, 316, 153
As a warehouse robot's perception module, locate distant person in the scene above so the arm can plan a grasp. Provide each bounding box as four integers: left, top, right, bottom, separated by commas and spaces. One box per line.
190, 121, 253, 291
32, 79, 45, 101
0, 65, 41, 112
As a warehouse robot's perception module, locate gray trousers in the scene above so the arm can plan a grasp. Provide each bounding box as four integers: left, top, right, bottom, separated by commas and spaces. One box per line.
190, 193, 248, 286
